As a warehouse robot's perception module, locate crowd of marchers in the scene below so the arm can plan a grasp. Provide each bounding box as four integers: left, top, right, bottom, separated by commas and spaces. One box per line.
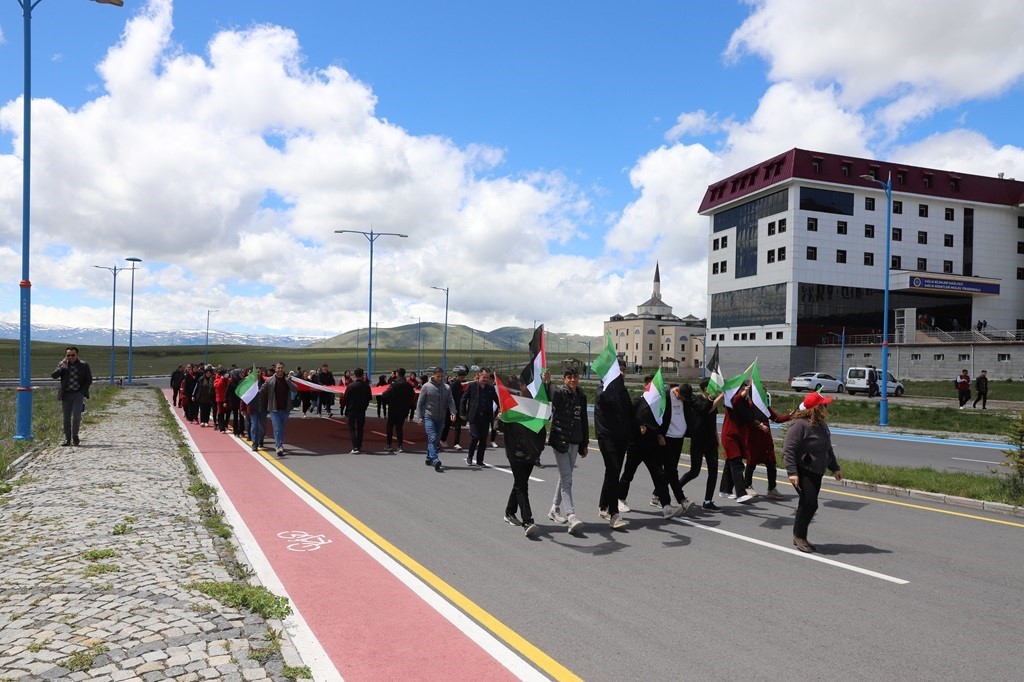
169, 357, 843, 551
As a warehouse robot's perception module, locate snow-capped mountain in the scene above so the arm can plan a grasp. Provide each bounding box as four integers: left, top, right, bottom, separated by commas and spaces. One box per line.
0, 322, 320, 348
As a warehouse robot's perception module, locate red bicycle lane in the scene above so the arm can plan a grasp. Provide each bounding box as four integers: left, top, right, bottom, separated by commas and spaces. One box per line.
165, 392, 545, 681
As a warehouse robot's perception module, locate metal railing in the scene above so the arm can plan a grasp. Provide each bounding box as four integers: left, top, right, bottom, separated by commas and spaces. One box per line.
819, 326, 1024, 346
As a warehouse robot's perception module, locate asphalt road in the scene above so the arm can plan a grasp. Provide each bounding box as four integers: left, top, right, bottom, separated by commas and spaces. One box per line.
272, 416, 1022, 680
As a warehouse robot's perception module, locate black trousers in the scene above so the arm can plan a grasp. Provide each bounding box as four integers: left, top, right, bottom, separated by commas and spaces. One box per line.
386, 418, 405, 447
794, 467, 824, 539
745, 460, 778, 490
657, 436, 687, 503
618, 439, 671, 506
231, 407, 243, 435
468, 416, 491, 464
598, 438, 627, 515
348, 414, 366, 450
680, 438, 719, 502
719, 457, 747, 496
505, 456, 535, 524
958, 389, 971, 407
973, 391, 988, 408
441, 410, 462, 446
199, 403, 212, 424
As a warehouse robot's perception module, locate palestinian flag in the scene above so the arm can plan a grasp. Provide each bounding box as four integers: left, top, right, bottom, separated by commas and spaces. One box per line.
591, 331, 621, 388
519, 324, 548, 402
748, 360, 771, 417
706, 343, 725, 397
643, 367, 667, 425
495, 375, 551, 433
722, 361, 754, 409
235, 366, 259, 405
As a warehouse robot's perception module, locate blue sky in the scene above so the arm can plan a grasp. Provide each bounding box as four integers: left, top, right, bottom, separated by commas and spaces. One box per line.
1, 0, 1023, 338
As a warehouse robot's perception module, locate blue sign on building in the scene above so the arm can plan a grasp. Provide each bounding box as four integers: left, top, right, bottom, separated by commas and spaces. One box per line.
909, 277, 1000, 295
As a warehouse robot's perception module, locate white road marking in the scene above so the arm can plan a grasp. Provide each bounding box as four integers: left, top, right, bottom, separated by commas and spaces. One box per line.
673, 518, 910, 585
951, 457, 1000, 465
482, 462, 545, 482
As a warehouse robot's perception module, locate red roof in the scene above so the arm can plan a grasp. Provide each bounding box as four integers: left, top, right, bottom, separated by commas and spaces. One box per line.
698, 148, 1024, 213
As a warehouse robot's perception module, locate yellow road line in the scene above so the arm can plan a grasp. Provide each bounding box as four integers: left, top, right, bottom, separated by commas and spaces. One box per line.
259, 451, 581, 682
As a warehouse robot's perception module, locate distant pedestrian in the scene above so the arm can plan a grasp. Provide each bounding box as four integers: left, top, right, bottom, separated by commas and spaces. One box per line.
51, 346, 93, 446
317, 364, 337, 417
260, 362, 296, 457
867, 366, 879, 398
382, 368, 415, 452
973, 370, 989, 409
416, 366, 456, 471
245, 369, 267, 451
955, 369, 972, 409
170, 365, 184, 407
459, 368, 497, 466
375, 374, 389, 418
344, 368, 373, 453
783, 391, 843, 553
442, 368, 467, 450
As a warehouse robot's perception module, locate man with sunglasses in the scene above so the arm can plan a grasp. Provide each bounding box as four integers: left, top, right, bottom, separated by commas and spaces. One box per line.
52, 346, 93, 446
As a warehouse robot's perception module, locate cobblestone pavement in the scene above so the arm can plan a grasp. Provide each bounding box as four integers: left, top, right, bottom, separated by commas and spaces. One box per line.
0, 388, 303, 681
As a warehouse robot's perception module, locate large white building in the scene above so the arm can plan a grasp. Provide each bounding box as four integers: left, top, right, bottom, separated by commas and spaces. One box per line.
699, 148, 1024, 381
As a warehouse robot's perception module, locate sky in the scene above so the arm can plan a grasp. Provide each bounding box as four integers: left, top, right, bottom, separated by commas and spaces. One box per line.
2, 0, 1024, 340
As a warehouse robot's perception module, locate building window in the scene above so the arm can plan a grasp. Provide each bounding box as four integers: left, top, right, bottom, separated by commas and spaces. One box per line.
943, 260, 953, 273
897, 171, 907, 184
713, 238, 720, 250
1017, 267, 1024, 280
892, 227, 902, 241
648, 343, 653, 351
721, 260, 728, 273
934, 354, 945, 362
865, 196, 875, 211
893, 200, 903, 214
712, 262, 719, 274
767, 249, 776, 263
923, 175, 932, 188
944, 234, 954, 247
998, 353, 1011, 362
842, 163, 851, 177
777, 247, 786, 261
864, 252, 874, 266
807, 217, 818, 231
959, 354, 971, 362
1018, 241, 1024, 254
750, 333, 756, 340
836, 249, 847, 264
919, 204, 929, 218
767, 221, 776, 236
944, 207, 954, 221
806, 246, 817, 261
951, 178, 960, 192
812, 159, 822, 173
865, 224, 875, 238
721, 235, 728, 248
733, 333, 740, 341
911, 353, 921, 361
917, 231, 928, 245
837, 220, 848, 235
778, 218, 787, 233
892, 255, 902, 269
1019, 216, 1024, 229
917, 257, 927, 271
777, 331, 784, 339
741, 333, 748, 340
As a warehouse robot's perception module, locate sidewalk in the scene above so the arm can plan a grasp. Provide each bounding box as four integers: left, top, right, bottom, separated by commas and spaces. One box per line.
0, 388, 301, 681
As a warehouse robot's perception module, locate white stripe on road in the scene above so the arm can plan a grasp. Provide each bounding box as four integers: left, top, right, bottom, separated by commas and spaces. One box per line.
672, 518, 910, 585
482, 462, 545, 483
951, 456, 1000, 465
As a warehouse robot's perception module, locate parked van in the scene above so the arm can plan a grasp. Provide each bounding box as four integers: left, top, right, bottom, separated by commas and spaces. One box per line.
845, 367, 905, 396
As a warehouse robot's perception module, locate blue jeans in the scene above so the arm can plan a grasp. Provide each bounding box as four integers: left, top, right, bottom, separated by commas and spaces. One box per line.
249, 410, 266, 448
269, 409, 290, 450
424, 417, 444, 462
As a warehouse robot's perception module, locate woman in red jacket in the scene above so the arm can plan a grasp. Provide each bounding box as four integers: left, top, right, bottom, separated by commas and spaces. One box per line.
214, 370, 231, 433
719, 382, 756, 503
744, 393, 792, 500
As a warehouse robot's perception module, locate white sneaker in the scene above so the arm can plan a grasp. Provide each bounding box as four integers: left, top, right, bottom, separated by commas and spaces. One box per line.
548, 507, 567, 524
453, 444, 462, 450
567, 515, 583, 535
649, 495, 661, 508
610, 514, 627, 530
736, 493, 755, 503
598, 510, 611, 521
617, 499, 631, 513
491, 441, 498, 448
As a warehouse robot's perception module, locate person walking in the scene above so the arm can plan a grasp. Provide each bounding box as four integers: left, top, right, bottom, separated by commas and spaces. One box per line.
744, 393, 792, 499
680, 378, 724, 510
317, 364, 337, 417
193, 367, 216, 427
245, 368, 267, 451
416, 366, 456, 472
719, 382, 757, 503
546, 368, 589, 534
375, 374, 389, 418
51, 346, 93, 446
170, 365, 184, 408
442, 368, 467, 450
955, 369, 972, 409
783, 391, 843, 553
344, 368, 373, 453
502, 421, 546, 537
382, 368, 415, 452
595, 360, 632, 530
655, 383, 696, 513
260, 362, 296, 457
460, 368, 497, 467
973, 370, 989, 409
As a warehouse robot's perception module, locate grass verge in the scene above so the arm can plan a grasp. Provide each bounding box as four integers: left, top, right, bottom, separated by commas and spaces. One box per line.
836, 458, 1022, 506
186, 581, 292, 620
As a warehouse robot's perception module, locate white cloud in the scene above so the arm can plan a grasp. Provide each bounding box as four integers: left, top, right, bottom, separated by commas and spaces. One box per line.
665, 110, 722, 141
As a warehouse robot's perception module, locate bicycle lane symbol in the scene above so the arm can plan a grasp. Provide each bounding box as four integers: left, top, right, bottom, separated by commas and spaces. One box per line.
277, 530, 333, 552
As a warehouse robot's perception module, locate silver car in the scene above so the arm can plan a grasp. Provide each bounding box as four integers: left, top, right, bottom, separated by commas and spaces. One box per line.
790, 372, 844, 393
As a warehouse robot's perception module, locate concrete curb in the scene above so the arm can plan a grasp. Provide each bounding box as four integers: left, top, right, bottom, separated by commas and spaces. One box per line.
835, 477, 1023, 517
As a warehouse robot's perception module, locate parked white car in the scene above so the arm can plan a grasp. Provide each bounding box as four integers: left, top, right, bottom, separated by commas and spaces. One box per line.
845, 367, 905, 396
790, 372, 844, 393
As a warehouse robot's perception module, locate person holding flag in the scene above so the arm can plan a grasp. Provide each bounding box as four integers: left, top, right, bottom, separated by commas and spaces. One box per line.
719, 379, 758, 504
592, 337, 632, 530
236, 366, 266, 451
546, 367, 588, 534
744, 389, 793, 500
679, 377, 724, 510
259, 362, 297, 458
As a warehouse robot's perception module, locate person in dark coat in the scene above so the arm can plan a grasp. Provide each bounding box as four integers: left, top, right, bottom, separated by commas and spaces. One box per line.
441, 368, 467, 449
51, 346, 93, 446
972, 370, 989, 409
616, 377, 683, 520
343, 368, 373, 453
546, 368, 589, 534
170, 365, 184, 407
594, 360, 633, 530
744, 393, 792, 499
317, 364, 336, 416
459, 368, 498, 466
680, 378, 723, 510
502, 421, 546, 538
382, 368, 415, 452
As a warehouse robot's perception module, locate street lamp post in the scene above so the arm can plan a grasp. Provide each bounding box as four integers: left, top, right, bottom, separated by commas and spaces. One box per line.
14, 0, 124, 440
336, 229, 408, 375
432, 286, 449, 370
861, 171, 893, 426
417, 317, 422, 374
94, 264, 125, 385
125, 257, 141, 384
205, 309, 217, 366
578, 339, 593, 379
827, 328, 846, 382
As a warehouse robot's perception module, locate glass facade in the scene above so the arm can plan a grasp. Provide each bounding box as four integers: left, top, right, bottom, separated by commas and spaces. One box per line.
799, 187, 854, 215
712, 189, 788, 279
711, 283, 787, 327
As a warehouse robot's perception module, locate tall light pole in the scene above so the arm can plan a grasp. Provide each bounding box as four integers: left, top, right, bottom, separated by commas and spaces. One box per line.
861, 171, 893, 426
417, 317, 422, 374
432, 285, 449, 370
13, 0, 124, 439
578, 339, 593, 379
205, 308, 218, 366
94, 264, 125, 385
125, 257, 142, 384
336, 229, 408, 375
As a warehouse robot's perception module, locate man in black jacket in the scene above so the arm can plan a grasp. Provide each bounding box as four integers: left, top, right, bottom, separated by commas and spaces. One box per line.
382, 368, 415, 452
617, 376, 683, 520
547, 368, 588, 534
441, 368, 467, 450
170, 365, 184, 407
51, 346, 93, 446
343, 368, 373, 453
459, 368, 497, 466
973, 369, 989, 409
594, 360, 632, 530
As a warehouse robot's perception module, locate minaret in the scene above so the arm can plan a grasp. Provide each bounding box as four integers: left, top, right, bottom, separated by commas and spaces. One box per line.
653, 262, 661, 300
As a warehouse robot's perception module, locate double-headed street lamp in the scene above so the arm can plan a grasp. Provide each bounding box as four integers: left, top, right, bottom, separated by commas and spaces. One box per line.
205, 309, 217, 366
578, 339, 593, 379
125, 257, 142, 383
860, 171, 893, 426
94, 263, 125, 384
13, 0, 124, 439
432, 286, 449, 371
336, 229, 408, 375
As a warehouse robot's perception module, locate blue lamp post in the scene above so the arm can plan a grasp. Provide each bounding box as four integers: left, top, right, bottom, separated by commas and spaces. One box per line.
13, 0, 124, 439
125, 257, 141, 383
861, 171, 893, 426
336, 229, 407, 375
432, 285, 449, 371
94, 263, 125, 384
